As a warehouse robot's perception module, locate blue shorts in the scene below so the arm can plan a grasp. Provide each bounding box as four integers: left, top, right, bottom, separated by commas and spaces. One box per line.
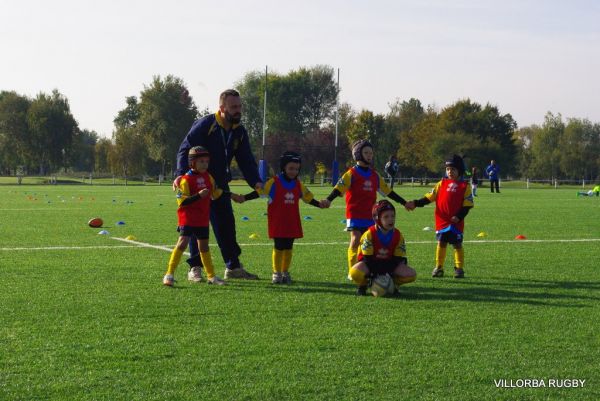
345, 218, 372, 233
177, 226, 209, 240
436, 226, 463, 245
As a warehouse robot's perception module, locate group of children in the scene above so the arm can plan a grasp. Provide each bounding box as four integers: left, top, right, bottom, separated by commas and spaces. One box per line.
163, 140, 474, 296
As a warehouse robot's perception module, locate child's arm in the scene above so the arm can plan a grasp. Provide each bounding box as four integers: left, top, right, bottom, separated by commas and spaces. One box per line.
233, 178, 274, 203
322, 170, 352, 207
451, 183, 474, 222
377, 174, 407, 206
299, 182, 324, 208
406, 181, 441, 210
177, 177, 209, 206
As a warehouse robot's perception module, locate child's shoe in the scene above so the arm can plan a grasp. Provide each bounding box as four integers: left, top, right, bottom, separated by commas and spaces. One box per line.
187, 266, 203, 282
208, 276, 227, 285
454, 267, 465, 278
272, 272, 283, 284
281, 272, 292, 285
431, 267, 444, 277
163, 274, 175, 286
356, 285, 368, 296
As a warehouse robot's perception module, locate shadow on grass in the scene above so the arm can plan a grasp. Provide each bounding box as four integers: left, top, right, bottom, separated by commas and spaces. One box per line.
221, 277, 597, 307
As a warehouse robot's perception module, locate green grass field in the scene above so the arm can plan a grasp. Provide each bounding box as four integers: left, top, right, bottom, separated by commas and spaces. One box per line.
1, 183, 599, 401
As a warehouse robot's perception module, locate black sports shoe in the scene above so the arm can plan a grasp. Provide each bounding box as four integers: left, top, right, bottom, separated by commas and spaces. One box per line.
454, 267, 465, 278
431, 267, 444, 277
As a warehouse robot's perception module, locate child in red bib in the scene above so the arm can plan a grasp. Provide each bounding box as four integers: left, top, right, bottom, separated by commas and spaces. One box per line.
235, 151, 324, 284
322, 140, 408, 279
163, 146, 226, 286
406, 155, 474, 278
349, 200, 416, 296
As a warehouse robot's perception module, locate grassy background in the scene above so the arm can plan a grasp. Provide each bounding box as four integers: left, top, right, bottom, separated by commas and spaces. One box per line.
1, 183, 599, 400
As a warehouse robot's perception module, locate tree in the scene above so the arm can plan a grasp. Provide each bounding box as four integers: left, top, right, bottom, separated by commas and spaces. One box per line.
26, 90, 78, 174
0, 91, 31, 173
94, 137, 114, 174
112, 126, 145, 178
438, 99, 517, 175
528, 112, 564, 180
136, 75, 198, 176
68, 129, 98, 172
558, 118, 600, 180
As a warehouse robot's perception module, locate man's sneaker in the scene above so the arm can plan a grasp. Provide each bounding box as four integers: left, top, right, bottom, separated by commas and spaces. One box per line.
272, 272, 283, 284
356, 285, 368, 296
224, 266, 259, 280
207, 276, 227, 285
454, 267, 465, 279
432, 267, 444, 278
281, 272, 292, 285
163, 274, 175, 286
187, 266, 204, 283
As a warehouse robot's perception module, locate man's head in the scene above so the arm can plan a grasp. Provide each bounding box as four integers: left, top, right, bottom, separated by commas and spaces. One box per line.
352, 139, 374, 165
490, 159, 496, 165
219, 89, 242, 125
279, 151, 302, 180
188, 146, 210, 172
372, 200, 396, 231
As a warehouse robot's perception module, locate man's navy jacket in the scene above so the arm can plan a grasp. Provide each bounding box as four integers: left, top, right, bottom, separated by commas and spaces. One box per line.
176, 112, 261, 190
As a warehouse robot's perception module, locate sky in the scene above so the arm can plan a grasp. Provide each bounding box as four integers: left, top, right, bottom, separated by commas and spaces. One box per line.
2, 0, 599, 138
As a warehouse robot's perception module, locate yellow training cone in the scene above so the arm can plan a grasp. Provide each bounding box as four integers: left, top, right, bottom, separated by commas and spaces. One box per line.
249, 233, 259, 239
125, 235, 137, 241
477, 232, 487, 238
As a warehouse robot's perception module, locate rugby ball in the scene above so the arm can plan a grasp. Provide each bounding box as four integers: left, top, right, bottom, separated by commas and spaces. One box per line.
370, 274, 395, 297
88, 217, 104, 228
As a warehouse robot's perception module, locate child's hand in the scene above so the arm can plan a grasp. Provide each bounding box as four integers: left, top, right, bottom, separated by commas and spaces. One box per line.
404, 201, 416, 211
172, 176, 182, 192
450, 216, 460, 223
231, 194, 245, 203
198, 188, 210, 198
320, 199, 331, 208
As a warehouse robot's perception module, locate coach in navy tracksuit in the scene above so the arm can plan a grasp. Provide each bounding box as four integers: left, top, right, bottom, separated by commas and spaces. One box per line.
485, 159, 500, 193
174, 89, 263, 280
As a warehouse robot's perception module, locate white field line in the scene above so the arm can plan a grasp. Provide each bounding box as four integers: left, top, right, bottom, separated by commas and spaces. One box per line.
1, 208, 86, 211
2, 237, 600, 252
0, 245, 137, 251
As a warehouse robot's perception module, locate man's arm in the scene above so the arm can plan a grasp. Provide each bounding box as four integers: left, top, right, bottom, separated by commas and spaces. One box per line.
234, 129, 261, 188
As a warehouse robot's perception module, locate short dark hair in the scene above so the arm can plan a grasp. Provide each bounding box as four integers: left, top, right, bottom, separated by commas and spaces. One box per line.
219, 89, 240, 106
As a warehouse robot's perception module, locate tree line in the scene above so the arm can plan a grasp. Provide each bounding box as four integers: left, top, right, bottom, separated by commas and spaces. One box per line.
1, 65, 599, 181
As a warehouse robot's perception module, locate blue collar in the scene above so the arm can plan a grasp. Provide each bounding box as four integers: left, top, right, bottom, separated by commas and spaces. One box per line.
278, 173, 297, 190
376, 227, 394, 246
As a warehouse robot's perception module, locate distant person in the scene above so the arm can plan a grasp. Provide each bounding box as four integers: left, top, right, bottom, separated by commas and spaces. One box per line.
174, 89, 263, 281
384, 155, 400, 188
163, 147, 226, 286
234, 151, 325, 284
349, 200, 416, 296
405, 155, 474, 279
577, 185, 600, 197
471, 166, 479, 196
320, 140, 409, 280
485, 159, 500, 193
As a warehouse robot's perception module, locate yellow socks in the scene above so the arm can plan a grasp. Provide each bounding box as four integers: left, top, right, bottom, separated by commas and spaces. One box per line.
200, 251, 215, 279
166, 247, 184, 275
394, 275, 416, 286
435, 244, 447, 269
282, 249, 292, 272
454, 247, 465, 269
347, 247, 359, 274
349, 266, 368, 286
272, 249, 283, 273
